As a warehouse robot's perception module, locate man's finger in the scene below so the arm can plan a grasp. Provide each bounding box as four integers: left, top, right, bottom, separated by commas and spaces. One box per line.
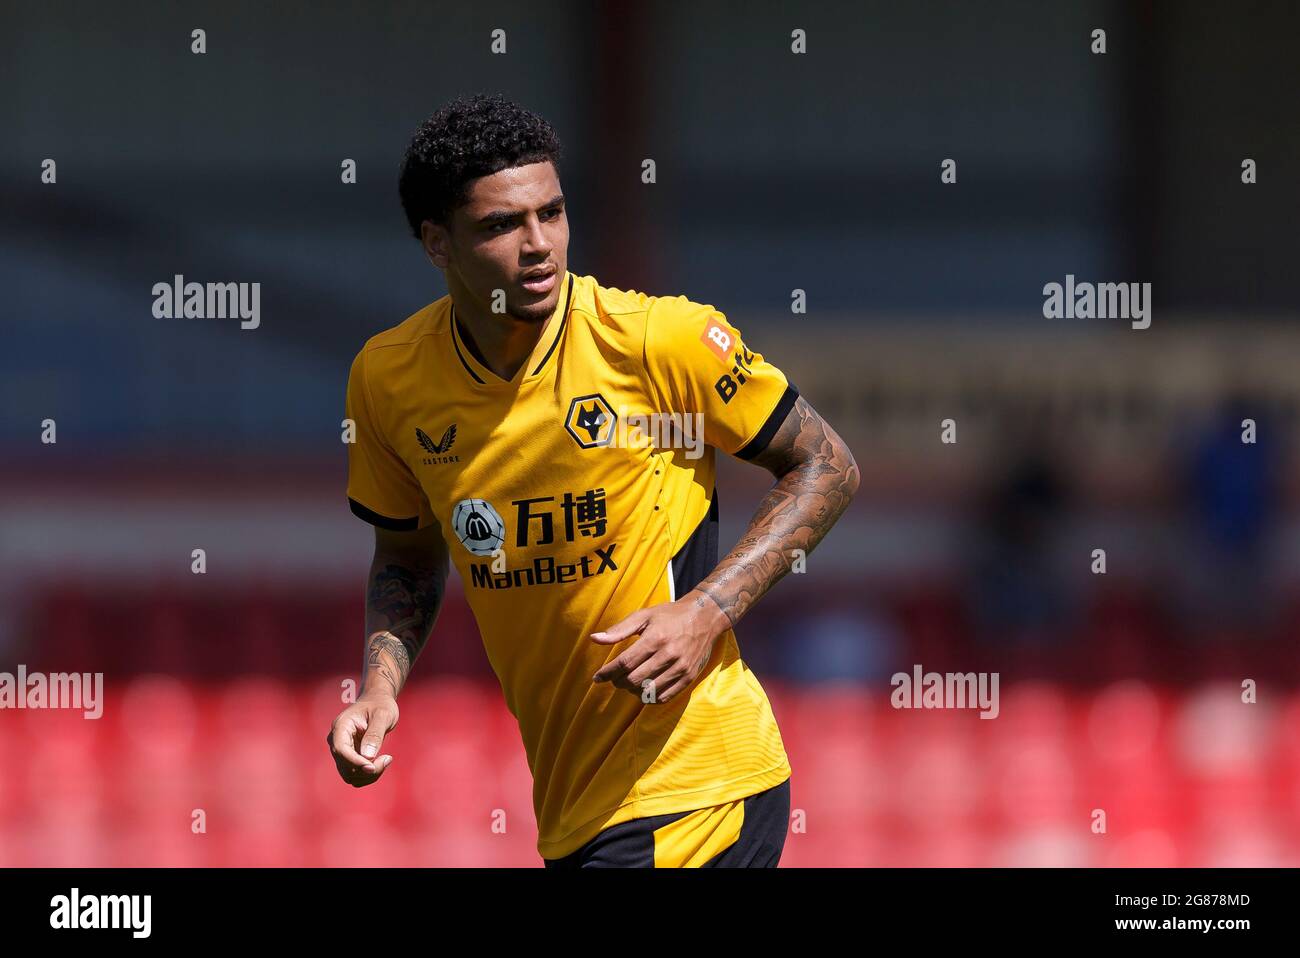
359, 710, 395, 759
652, 675, 691, 705
344, 754, 394, 786
590, 609, 651, 645
625, 652, 673, 688
593, 636, 658, 683
330, 716, 371, 768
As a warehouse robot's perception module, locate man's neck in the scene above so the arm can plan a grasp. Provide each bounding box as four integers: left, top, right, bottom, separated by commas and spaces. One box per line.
452, 295, 553, 382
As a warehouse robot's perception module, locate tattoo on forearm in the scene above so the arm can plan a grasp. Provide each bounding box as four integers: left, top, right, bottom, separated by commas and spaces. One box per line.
696, 397, 859, 627
362, 560, 444, 696
365, 632, 412, 699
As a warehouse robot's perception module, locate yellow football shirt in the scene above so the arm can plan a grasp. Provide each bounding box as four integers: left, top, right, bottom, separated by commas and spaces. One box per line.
345, 270, 795, 859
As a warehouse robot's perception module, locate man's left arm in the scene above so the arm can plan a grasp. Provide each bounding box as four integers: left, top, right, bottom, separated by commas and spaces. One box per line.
592, 396, 859, 703
693, 395, 859, 627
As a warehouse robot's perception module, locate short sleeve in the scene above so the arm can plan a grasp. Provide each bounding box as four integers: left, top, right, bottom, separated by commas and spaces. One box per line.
643, 296, 798, 459
345, 348, 433, 530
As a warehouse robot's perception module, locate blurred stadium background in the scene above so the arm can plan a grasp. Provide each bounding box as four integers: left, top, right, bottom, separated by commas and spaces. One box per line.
2, 1, 1298, 866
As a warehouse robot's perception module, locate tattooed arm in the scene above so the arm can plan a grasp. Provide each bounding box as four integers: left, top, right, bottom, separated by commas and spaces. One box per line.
361, 522, 449, 699
591, 396, 859, 703
692, 396, 859, 628
328, 522, 448, 786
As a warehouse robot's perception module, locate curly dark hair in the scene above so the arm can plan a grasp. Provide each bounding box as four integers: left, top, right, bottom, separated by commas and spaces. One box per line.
398, 93, 563, 238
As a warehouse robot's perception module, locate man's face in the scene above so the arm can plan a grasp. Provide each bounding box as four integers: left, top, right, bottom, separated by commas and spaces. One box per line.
424, 160, 569, 324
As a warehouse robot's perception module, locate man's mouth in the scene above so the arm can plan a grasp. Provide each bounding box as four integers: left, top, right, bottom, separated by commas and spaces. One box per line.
520, 267, 557, 294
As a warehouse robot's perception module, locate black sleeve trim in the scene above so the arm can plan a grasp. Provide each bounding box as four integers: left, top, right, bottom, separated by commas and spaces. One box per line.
349, 497, 420, 531
734, 383, 799, 460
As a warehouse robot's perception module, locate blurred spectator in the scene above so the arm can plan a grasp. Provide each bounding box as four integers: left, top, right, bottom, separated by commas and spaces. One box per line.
966, 442, 1078, 646
1169, 391, 1282, 639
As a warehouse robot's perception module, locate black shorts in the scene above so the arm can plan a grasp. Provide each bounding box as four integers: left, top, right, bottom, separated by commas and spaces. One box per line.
543, 777, 791, 868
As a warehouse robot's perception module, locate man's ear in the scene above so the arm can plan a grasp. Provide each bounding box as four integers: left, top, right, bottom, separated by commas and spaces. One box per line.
420, 220, 451, 269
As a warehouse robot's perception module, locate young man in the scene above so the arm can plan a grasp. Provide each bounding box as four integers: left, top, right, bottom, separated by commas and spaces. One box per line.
327, 93, 859, 867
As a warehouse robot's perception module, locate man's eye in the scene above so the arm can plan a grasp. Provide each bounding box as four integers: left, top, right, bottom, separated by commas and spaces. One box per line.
490, 222, 512, 233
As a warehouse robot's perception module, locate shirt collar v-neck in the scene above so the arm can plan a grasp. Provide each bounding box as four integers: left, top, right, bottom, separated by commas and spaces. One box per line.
450, 272, 573, 389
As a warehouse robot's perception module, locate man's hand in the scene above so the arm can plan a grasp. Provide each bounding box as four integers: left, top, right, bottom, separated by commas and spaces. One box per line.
591, 590, 730, 704
327, 693, 399, 787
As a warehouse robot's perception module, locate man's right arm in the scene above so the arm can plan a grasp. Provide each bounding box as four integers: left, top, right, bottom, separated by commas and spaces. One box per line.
327, 522, 448, 787
361, 522, 449, 699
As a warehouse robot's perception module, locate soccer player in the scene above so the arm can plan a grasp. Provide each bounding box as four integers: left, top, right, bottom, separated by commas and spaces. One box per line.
327, 93, 859, 867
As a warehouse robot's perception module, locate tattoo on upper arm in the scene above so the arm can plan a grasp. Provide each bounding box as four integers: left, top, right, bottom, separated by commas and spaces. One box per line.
750, 396, 848, 481
696, 397, 859, 626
